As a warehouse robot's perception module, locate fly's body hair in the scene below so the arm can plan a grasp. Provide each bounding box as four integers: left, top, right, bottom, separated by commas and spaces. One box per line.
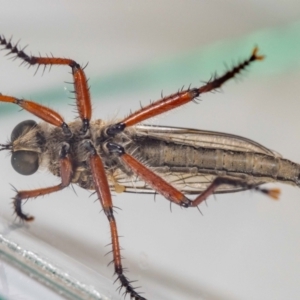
10, 119, 146, 191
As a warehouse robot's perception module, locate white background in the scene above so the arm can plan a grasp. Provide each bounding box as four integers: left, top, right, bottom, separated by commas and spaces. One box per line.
0, 1, 300, 300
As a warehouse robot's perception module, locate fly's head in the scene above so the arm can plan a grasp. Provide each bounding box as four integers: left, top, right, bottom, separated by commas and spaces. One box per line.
0, 120, 45, 176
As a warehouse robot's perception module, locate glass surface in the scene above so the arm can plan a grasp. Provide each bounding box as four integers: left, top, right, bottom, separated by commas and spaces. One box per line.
0, 217, 111, 300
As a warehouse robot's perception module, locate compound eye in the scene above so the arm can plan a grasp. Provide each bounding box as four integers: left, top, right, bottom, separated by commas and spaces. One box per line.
11, 120, 37, 142
11, 151, 39, 175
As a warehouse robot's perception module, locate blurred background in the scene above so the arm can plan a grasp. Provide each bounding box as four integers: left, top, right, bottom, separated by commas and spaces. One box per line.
0, 1, 300, 299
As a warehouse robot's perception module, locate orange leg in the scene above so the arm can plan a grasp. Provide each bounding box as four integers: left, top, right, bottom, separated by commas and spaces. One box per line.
0, 35, 91, 133
106, 47, 264, 136
13, 143, 73, 221
83, 140, 146, 300
0, 95, 72, 135
107, 142, 280, 207
1, 34, 146, 299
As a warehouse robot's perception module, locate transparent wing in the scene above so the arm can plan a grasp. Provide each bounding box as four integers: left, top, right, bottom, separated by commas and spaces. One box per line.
110, 124, 278, 195
135, 124, 280, 156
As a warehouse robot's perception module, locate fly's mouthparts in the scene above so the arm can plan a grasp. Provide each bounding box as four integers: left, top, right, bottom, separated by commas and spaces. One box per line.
0, 143, 12, 151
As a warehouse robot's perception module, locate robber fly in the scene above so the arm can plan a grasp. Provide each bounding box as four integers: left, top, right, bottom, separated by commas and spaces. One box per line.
0, 35, 298, 300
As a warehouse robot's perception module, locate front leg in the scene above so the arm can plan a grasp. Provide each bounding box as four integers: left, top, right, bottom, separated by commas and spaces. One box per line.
0, 95, 71, 136
0, 35, 91, 133
13, 143, 73, 221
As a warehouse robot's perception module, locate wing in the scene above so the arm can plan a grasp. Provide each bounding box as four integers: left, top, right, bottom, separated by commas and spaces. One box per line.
134, 124, 279, 156
110, 124, 279, 195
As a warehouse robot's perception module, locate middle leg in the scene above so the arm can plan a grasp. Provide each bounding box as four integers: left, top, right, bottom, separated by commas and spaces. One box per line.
83, 140, 146, 300
106, 48, 264, 136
